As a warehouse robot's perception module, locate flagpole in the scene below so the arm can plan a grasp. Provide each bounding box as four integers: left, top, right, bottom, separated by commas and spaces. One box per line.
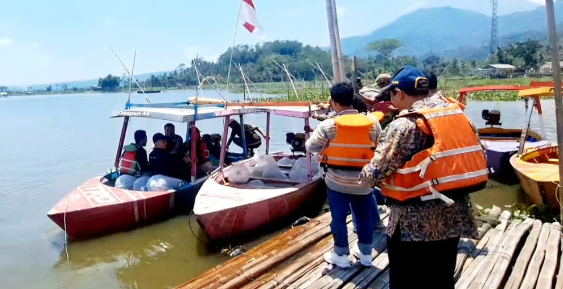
226, 0, 243, 92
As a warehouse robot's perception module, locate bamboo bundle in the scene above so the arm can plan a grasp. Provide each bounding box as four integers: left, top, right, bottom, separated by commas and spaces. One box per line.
216, 226, 332, 289
503, 220, 542, 289
307, 235, 387, 289
455, 215, 514, 289
554, 236, 563, 289
482, 219, 534, 289
177, 213, 332, 289
290, 264, 329, 289
454, 223, 493, 280
536, 222, 561, 289
460, 229, 495, 275
367, 269, 390, 289
466, 219, 523, 289
518, 222, 552, 289
343, 250, 389, 289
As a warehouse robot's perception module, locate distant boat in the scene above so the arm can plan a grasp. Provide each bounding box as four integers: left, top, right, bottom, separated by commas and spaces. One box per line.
0, 92, 7, 98
137, 90, 161, 94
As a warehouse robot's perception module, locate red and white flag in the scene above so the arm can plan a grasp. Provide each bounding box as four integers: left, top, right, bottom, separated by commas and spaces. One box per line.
240, 0, 263, 34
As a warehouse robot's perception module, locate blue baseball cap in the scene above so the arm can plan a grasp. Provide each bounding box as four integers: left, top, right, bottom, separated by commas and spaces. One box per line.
382, 66, 429, 93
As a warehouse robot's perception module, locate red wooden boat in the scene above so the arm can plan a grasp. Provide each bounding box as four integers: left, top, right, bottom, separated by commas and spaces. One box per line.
194, 102, 327, 240
47, 100, 229, 239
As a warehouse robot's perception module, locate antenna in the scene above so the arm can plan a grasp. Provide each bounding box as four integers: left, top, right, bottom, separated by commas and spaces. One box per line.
490, 0, 499, 54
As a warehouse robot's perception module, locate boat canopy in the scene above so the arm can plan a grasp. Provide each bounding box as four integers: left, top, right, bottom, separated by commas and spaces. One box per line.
111, 101, 326, 122
111, 103, 226, 123
518, 87, 555, 98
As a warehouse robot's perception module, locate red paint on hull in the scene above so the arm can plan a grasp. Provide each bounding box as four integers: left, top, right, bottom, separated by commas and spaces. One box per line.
47, 177, 174, 238
196, 180, 321, 240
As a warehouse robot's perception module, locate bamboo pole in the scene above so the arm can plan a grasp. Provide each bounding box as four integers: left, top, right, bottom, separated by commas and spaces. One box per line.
536, 222, 561, 289
454, 223, 492, 279
554, 236, 563, 289
368, 269, 391, 289
330, 0, 346, 81
545, 0, 563, 221
325, 0, 342, 83
482, 219, 534, 289
466, 219, 523, 289
461, 229, 495, 274
519, 222, 552, 289
503, 220, 543, 289
352, 56, 358, 93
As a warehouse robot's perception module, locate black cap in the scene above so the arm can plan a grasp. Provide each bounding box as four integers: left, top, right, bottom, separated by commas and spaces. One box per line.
153, 132, 166, 143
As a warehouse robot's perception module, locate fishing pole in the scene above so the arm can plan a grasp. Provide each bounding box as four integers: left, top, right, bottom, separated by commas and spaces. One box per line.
109, 46, 151, 104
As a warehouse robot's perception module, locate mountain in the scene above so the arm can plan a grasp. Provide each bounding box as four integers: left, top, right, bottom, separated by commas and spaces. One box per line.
341, 2, 563, 59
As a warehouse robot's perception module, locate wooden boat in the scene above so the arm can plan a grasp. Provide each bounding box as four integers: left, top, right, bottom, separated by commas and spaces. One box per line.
458, 85, 545, 183
47, 102, 233, 239
0, 92, 7, 98
194, 102, 327, 240
510, 145, 559, 211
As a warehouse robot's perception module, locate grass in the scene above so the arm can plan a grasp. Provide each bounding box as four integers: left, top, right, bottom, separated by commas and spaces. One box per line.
227, 76, 556, 102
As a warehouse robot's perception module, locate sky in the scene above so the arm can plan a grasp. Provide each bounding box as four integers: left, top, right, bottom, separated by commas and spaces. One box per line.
0, 0, 548, 86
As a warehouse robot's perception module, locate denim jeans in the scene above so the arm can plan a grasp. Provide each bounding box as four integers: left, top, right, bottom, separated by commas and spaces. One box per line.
352, 188, 382, 231
327, 188, 373, 256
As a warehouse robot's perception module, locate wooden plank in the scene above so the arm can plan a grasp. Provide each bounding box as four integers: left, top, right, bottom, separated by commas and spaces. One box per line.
518, 222, 552, 289
366, 269, 390, 289
536, 222, 561, 289
344, 250, 389, 289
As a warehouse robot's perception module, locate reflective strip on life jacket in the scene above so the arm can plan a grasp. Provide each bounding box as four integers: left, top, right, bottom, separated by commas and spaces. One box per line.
395, 145, 484, 177
381, 102, 488, 204
320, 113, 377, 169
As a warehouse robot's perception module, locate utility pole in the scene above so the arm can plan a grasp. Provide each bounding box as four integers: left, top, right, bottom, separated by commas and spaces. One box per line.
490, 0, 499, 54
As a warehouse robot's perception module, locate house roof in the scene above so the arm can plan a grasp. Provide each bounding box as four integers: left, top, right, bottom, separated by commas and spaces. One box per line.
540, 61, 563, 67
487, 64, 517, 69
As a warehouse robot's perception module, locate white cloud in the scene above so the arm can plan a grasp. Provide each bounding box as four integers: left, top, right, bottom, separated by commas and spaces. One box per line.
31, 42, 40, 50
0, 37, 14, 46
336, 6, 346, 17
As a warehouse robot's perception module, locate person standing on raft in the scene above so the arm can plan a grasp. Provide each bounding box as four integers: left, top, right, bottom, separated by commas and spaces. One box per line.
359, 66, 487, 289
306, 82, 382, 269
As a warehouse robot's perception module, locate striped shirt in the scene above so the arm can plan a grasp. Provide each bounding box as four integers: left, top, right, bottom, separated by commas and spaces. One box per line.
306, 109, 381, 195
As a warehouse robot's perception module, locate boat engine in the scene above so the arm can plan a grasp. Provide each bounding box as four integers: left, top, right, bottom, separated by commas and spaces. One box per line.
482, 109, 502, 127
286, 132, 306, 155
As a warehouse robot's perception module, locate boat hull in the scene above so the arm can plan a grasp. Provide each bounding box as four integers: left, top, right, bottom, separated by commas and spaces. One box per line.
195, 178, 322, 240
47, 176, 204, 238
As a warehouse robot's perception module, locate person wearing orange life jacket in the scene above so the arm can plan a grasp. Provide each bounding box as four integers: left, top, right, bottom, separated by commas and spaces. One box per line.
359, 66, 486, 289
119, 130, 149, 176
306, 82, 382, 269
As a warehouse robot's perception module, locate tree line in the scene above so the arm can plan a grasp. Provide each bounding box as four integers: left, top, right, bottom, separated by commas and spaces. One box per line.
95, 38, 555, 92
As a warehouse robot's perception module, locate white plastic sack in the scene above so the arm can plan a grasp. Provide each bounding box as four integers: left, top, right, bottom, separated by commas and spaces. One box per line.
248, 166, 266, 178
291, 157, 320, 176
257, 155, 278, 167
226, 164, 250, 184
247, 180, 265, 186
133, 176, 150, 191
115, 175, 137, 190
147, 174, 187, 191
277, 157, 295, 167
262, 166, 288, 180
289, 168, 309, 182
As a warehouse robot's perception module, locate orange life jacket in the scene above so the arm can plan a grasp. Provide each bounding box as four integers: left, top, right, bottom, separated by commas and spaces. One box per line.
119, 144, 139, 175
319, 113, 382, 169
380, 103, 488, 205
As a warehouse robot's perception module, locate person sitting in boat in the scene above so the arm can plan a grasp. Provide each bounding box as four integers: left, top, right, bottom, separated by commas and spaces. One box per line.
150, 133, 191, 180
226, 119, 266, 156
118, 130, 149, 176
181, 127, 213, 178
164, 123, 184, 154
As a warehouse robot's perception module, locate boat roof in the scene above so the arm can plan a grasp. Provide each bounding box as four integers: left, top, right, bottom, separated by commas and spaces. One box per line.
111, 101, 325, 122
518, 87, 555, 98
458, 85, 528, 95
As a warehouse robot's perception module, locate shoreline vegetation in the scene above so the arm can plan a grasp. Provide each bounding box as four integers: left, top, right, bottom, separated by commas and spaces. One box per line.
2, 76, 556, 101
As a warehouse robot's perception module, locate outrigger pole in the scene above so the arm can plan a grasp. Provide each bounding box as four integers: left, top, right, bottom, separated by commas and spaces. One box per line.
114, 50, 137, 169
545, 0, 563, 218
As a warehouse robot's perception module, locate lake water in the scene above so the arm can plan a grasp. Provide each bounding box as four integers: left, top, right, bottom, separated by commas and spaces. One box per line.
0, 90, 557, 289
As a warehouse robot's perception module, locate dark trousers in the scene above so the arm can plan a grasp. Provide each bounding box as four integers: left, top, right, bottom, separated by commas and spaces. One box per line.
387, 225, 459, 289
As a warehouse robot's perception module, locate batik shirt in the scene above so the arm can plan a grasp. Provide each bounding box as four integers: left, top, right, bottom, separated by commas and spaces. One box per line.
359, 97, 480, 241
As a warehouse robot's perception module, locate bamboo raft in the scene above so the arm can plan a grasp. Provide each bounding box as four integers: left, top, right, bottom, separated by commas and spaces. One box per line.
176, 209, 563, 289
